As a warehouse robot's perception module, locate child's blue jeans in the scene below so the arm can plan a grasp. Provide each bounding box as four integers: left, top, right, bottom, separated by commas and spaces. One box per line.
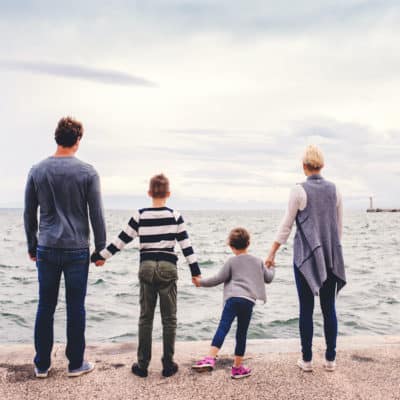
211, 297, 254, 356
294, 265, 338, 362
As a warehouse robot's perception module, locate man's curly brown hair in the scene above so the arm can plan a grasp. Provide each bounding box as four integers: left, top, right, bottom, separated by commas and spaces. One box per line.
54, 117, 84, 147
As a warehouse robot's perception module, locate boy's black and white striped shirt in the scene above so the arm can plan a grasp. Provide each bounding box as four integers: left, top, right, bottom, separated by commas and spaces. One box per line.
99, 207, 201, 276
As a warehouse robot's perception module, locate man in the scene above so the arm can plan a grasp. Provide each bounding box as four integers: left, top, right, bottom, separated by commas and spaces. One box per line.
24, 116, 106, 378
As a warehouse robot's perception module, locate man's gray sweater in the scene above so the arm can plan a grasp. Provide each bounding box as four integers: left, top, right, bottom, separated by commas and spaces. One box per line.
24, 156, 106, 255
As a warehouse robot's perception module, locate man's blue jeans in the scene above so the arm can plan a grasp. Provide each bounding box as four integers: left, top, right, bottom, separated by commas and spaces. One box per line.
211, 297, 254, 356
34, 246, 89, 371
294, 265, 338, 362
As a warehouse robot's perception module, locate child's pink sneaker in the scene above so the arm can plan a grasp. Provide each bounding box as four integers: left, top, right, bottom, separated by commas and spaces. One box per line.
231, 365, 252, 379
192, 356, 216, 372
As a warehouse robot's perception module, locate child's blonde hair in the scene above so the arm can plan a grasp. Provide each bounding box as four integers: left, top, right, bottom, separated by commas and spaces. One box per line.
302, 145, 324, 170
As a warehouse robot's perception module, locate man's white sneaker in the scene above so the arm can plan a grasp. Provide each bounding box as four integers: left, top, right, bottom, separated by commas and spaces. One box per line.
323, 360, 336, 372
297, 359, 313, 372
34, 365, 51, 378
68, 361, 95, 377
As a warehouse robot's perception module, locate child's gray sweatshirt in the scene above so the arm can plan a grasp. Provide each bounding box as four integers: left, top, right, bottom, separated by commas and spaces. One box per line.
200, 254, 275, 303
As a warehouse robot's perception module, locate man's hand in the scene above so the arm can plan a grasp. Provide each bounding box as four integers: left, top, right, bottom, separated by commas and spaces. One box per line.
29, 253, 36, 262
95, 260, 105, 267
192, 275, 201, 287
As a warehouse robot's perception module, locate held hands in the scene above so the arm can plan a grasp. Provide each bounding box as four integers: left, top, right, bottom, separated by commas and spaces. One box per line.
192, 275, 201, 287
265, 242, 281, 268
265, 253, 275, 268
90, 252, 106, 267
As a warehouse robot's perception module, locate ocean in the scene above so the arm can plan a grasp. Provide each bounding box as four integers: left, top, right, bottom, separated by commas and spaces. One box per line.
0, 209, 399, 344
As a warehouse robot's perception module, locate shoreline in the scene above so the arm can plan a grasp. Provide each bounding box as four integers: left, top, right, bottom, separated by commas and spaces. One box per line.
1, 335, 399, 400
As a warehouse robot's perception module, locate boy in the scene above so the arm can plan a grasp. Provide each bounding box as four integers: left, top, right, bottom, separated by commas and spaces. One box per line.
91, 174, 201, 378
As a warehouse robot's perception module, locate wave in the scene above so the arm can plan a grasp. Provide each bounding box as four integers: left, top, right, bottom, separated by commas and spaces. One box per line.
1, 313, 29, 328
198, 260, 215, 266
0, 264, 18, 269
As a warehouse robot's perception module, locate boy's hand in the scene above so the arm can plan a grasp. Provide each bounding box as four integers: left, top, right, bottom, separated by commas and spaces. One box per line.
95, 260, 105, 267
192, 275, 201, 287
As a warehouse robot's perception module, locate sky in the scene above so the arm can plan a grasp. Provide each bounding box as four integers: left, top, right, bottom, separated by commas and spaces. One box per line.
1, 0, 399, 209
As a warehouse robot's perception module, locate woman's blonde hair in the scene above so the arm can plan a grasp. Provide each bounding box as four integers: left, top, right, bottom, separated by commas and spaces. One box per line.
302, 145, 324, 170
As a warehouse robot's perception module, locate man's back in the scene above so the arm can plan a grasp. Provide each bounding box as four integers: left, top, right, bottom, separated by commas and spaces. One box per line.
24, 156, 106, 253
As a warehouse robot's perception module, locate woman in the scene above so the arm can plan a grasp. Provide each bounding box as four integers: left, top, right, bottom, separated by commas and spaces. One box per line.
265, 144, 346, 372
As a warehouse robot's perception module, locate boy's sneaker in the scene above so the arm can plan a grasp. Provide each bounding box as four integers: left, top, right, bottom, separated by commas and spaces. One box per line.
192, 356, 216, 372
34, 365, 51, 378
68, 361, 95, 377
323, 360, 336, 372
231, 365, 252, 379
297, 359, 313, 372
162, 362, 179, 377
131, 363, 148, 378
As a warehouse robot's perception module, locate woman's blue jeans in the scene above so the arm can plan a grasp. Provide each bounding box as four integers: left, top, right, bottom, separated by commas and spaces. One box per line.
294, 265, 338, 362
34, 246, 89, 371
211, 297, 254, 356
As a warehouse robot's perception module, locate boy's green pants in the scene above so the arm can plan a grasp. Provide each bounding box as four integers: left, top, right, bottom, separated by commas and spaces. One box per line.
137, 260, 178, 369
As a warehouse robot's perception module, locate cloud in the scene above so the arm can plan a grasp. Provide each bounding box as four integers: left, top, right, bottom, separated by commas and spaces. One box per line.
2, 0, 399, 37
75, 118, 400, 208
1, 1, 400, 210
1, 113, 399, 209
0, 60, 158, 87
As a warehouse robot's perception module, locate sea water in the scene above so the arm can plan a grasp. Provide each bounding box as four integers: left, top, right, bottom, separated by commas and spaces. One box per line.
0, 209, 399, 343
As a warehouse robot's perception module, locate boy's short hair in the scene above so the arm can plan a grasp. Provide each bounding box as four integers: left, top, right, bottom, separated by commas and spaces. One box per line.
54, 117, 83, 147
228, 227, 250, 250
149, 174, 170, 198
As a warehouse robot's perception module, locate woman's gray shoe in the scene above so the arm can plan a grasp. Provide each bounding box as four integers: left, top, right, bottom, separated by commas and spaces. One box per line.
297, 359, 313, 372
68, 361, 95, 377
323, 360, 336, 372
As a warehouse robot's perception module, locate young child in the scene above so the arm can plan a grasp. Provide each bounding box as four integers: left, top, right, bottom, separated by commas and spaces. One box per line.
192, 227, 274, 379
91, 174, 201, 378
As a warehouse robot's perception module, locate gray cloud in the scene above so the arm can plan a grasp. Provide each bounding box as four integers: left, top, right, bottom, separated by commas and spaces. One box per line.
1, 1, 399, 210
2, 0, 399, 37
0, 60, 157, 87
164, 129, 270, 137
2, 118, 399, 209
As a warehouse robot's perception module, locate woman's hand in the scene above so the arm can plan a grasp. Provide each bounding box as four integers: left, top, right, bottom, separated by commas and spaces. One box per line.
265, 253, 275, 268
265, 242, 281, 268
